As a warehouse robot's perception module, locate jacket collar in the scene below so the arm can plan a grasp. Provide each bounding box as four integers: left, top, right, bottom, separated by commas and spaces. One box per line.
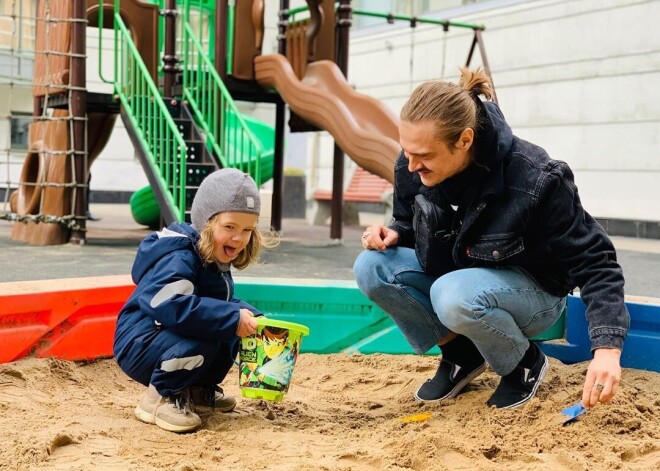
471, 100, 512, 199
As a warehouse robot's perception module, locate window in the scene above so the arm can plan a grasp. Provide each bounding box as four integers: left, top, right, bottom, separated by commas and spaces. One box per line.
10, 112, 31, 150
0, 0, 36, 82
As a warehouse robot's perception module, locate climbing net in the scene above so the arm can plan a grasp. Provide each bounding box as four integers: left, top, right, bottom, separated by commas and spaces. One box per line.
0, 0, 88, 237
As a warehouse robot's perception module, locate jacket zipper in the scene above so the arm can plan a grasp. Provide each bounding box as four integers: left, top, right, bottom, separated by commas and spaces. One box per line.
455, 201, 487, 264
221, 272, 231, 301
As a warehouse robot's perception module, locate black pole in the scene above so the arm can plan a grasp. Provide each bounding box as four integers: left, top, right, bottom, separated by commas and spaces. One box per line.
271, 1, 290, 232
330, 0, 351, 240
475, 29, 497, 104
69, 0, 87, 244
465, 29, 497, 104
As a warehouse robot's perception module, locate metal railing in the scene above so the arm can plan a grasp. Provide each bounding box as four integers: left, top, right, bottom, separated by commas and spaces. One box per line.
288, 4, 485, 30
181, 0, 262, 183
113, 7, 187, 220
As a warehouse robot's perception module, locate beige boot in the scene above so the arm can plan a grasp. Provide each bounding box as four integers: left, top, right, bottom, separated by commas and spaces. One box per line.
189, 385, 237, 412
135, 384, 201, 433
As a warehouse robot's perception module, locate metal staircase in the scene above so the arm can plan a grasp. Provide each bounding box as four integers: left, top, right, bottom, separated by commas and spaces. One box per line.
166, 100, 219, 222
111, 0, 264, 225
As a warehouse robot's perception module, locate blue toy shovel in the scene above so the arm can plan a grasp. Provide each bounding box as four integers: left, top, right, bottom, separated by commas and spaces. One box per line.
561, 401, 587, 425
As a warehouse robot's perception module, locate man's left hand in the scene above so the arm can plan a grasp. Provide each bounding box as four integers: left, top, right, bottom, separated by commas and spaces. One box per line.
581, 348, 622, 408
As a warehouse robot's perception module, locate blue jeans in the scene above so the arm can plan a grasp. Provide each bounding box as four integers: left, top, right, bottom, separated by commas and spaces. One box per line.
353, 247, 565, 375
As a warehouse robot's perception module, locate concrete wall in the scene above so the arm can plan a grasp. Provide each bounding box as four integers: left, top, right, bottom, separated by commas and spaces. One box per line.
345, 0, 660, 222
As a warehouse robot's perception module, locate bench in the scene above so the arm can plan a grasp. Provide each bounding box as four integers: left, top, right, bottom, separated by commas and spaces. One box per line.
311, 167, 394, 225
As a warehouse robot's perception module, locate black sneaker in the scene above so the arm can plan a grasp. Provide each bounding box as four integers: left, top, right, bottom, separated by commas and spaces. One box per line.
487, 343, 548, 409
414, 358, 487, 402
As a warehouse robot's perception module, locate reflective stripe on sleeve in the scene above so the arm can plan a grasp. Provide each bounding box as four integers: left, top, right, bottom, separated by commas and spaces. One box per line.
150, 279, 195, 308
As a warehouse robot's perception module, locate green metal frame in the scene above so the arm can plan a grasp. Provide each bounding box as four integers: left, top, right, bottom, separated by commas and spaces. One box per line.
97, 1, 112, 84
226, 0, 235, 76
351, 9, 485, 31
113, 5, 187, 220
181, 0, 262, 183
289, 4, 485, 30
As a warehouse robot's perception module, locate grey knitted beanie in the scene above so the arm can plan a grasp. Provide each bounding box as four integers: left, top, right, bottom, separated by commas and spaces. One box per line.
190, 168, 261, 231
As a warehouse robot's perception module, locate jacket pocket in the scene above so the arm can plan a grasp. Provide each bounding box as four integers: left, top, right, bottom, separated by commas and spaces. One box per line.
467, 232, 524, 262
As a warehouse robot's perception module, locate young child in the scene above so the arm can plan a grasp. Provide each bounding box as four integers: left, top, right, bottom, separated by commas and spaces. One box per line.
114, 168, 270, 433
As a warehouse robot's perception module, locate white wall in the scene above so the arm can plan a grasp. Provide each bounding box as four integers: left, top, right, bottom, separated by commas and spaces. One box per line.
86, 27, 148, 193
346, 0, 660, 222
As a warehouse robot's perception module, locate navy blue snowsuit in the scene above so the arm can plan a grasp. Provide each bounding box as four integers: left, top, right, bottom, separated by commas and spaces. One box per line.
113, 222, 260, 397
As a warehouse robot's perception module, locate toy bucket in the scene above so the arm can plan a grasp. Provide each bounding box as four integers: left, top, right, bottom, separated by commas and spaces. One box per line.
238, 317, 310, 402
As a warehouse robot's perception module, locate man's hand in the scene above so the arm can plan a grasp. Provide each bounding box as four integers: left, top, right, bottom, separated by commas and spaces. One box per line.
237, 309, 258, 337
361, 224, 399, 251
581, 348, 622, 408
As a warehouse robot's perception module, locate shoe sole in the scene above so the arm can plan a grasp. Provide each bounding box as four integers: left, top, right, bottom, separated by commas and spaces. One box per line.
134, 404, 156, 425
134, 405, 201, 433
414, 362, 488, 402
496, 354, 549, 410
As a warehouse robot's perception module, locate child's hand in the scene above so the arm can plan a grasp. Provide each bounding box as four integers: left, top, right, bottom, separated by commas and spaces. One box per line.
237, 309, 258, 337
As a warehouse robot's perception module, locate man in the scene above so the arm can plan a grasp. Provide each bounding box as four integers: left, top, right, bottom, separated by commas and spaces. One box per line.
354, 68, 628, 409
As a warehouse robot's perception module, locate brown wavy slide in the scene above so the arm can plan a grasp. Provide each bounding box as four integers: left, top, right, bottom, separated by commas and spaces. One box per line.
255, 54, 400, 183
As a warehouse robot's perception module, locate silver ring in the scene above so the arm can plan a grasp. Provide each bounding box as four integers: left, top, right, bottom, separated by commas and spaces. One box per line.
362, 231, 371, 239
594, 383, 604, 391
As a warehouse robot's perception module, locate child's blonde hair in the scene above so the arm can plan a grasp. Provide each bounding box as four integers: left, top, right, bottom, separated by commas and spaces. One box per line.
196, 214, 278, 269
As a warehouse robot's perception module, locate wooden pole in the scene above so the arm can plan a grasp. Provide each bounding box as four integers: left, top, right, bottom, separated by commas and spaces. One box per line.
162, 0, 178, 99
69, 0, 87, 244
215, 0, 229, 81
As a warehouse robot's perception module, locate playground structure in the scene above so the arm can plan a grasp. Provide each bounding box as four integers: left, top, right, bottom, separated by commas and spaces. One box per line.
4, 0, 273, 244
3, 0, 494, 244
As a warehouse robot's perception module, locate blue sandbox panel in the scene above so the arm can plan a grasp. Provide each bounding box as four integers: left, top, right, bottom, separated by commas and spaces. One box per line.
541, 295, 660, 373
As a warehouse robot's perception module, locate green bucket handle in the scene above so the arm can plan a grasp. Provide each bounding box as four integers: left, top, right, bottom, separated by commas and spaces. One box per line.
256, 316, 310, 336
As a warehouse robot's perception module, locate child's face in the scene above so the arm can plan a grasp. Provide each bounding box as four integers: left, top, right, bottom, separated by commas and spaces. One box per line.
211, 212, 258, 264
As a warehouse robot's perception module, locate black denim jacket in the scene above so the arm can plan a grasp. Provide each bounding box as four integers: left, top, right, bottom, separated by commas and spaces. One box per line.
390, 102, 629, 351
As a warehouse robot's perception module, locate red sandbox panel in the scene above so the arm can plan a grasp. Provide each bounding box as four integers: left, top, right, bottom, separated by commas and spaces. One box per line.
0, 276, 134, 363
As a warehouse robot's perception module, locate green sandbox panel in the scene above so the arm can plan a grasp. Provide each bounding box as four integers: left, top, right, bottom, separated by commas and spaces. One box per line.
234, 278, 566, 355
344, 322, 442, 355
234, 279, 393, 354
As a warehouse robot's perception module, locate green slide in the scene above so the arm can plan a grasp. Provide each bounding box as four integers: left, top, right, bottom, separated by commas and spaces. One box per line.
130, 115, 275, 229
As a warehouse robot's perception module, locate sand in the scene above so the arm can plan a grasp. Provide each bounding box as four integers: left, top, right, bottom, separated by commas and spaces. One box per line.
0, 354, 658, 471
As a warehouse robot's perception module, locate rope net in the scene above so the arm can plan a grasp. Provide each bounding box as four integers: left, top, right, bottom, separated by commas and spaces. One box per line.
1, 0, 88, 245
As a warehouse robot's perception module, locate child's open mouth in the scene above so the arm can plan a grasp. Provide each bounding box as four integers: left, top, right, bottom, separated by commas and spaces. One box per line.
224, 246, 238, 258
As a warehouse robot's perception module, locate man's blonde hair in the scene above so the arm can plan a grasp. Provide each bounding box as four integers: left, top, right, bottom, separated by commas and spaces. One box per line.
196, 214, 278, 269
400, 67, 495, 145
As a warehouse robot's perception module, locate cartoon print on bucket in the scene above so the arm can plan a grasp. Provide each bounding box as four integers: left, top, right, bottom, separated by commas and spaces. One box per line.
239, 317, 310, 402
